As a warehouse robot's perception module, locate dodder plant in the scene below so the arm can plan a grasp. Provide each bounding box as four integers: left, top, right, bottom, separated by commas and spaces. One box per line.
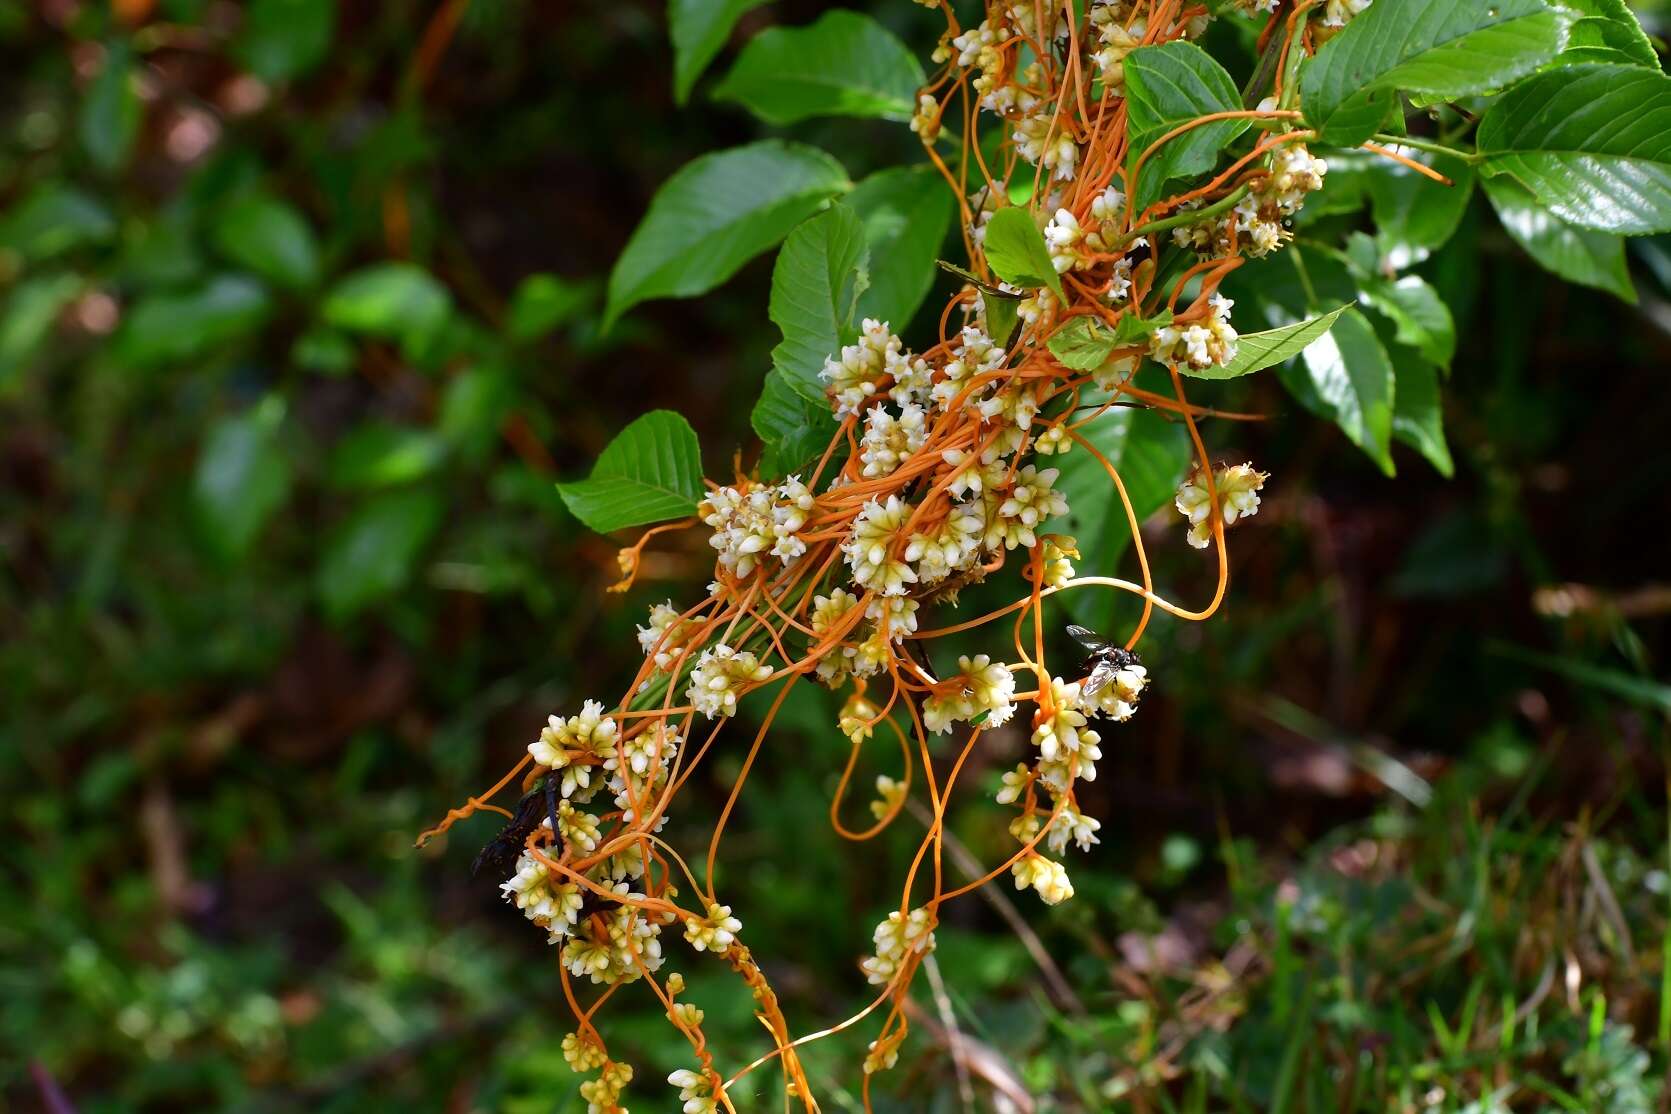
422, 0, 1671, 1109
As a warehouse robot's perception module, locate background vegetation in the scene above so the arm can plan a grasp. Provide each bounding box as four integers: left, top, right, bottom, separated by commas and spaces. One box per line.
2, 0, 1669, 1110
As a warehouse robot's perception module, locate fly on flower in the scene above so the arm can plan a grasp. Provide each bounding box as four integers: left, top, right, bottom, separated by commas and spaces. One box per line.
470, 776, 559, 878
1065, 624, 1143, 701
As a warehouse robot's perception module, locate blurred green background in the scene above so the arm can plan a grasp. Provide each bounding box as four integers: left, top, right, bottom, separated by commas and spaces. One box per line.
3, 1, 1669, 1111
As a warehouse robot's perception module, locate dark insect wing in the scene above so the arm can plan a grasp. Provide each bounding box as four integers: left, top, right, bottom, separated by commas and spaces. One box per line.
1080, 656, 1119, 699
471, 787, 549, 878
1066, 624, 1110, 652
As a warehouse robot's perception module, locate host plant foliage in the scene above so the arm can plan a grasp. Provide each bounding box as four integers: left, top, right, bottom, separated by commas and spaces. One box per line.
421, 0, 1670, 1109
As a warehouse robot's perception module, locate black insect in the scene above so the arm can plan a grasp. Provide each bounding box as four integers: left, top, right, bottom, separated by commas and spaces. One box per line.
1066, 624, 1143, 702
471, 775, 560, 878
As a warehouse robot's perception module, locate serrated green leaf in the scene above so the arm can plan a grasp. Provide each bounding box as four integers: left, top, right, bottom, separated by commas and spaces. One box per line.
1558, 0, 1657, 67
604, 141, 850, 329
1478, 63, 1671, 234
1390, 348, 1453, 477
769, 202, 868, 406
1482, 174, 1635, 302
713, 10, 923, 125
1277, 307, 1395, 475
1185, 305, 1348, 380
318, 488, 444, 620
557, 411, 706, 534
751, 369, 840, 480
212, 194, 320, 290
983, 207, 1065, 302
0, 273, 82, 386
1047, 317, 1117, 371
81, 41, 141, 173
1124, 42, 1249, 210
327, 424, 449, 490
195, 396, 291, 563
1302, 0, 1569, 146
323, 263, 453, 348
238, 0, 334, 82
117, 275, 272, 368
849, 166, 953, 329
670, 0, 772, 104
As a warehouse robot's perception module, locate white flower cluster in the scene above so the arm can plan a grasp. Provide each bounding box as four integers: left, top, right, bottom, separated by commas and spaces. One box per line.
1151, 293, 1240, 372
668, 1067, 721, 1114
700, 476, 815, 577
923, 654, 1017, 733
859, 906, 937, 985
682, 902, 743, 954
636, 601, 695, 672
859, 401, 928, 478
1043, 187, 1127, 274
1323, 0, 1372, 28
1173, 144, 1328, 260
1089, 0, 1148, 86
821, 318, 921, 416
687, 643, 773, 718
529, 700, 621, 801
577, 1060, 633, 1114
1229, 0, 1280, 15
1175, 462, 1268, 549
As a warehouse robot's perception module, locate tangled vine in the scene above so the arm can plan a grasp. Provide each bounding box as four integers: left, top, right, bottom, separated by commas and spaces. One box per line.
418, 1, 1454, 1109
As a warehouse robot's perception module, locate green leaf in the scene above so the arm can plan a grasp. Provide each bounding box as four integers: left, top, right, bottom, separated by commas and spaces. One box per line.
327, 424, 449, 490
439, 366, 513, 460
1112, 309, 1173, 345
1052, 404, 1191, 627
324, 263, 453, 349
212, 194, 320, 290
1124, 42, 1250, 209
117, 275, 272, 368
713, 10, 923, 125
507, 274, 591, 342
670, 0, 772, 104
318, 488, 445, 620
238, 0, 334, 82
1302, 0, 1569, 146
195, 396, 292, 563
1557, 0, 1657, 67
0, 184, 116, 261
1276, 307, 1396, 475
1482, 174, 1635, 302
604, 141, 850, 329
984, 292, 1023, 351
1389, 348, 1453, 477
752, 369, 840, 480
293, 327, 356, 375
0, 273, 82, 387
983, 207, 1066, 302
1477, 64, 1671, 234
1184, 305, 1348, 380
1340, 238, 1457, 368
1366, 149, 1476, 263
556, 411, 706, 534
81, 41, 141, 173
769, 202, 869, 405
849, 166, 953, 329
1047, 317, 1117, 371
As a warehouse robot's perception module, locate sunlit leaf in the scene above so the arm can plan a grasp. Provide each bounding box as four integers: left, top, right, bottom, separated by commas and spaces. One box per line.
604, 141, 850, 329
556, 411, 706, 533
713, 10, 922, 125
